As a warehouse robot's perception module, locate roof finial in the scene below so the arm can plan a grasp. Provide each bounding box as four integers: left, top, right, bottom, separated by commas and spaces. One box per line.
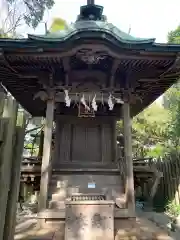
87, 0, 95, 4
128, 25, 131, 34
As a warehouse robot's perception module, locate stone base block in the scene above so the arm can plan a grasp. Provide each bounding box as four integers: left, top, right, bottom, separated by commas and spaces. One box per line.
65, 201, 114, 240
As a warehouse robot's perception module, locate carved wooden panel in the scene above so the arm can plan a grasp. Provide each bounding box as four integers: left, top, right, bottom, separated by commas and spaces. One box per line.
65, 202, 114, 240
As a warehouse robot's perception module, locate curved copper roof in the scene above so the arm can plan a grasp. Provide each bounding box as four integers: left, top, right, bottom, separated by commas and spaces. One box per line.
0, 4, 180, 117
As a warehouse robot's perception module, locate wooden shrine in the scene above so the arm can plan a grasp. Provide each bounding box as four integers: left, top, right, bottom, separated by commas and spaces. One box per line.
1, 0, 180, 237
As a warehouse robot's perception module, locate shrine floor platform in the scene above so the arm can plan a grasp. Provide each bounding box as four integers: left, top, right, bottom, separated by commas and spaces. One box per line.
14, 214, 174, 240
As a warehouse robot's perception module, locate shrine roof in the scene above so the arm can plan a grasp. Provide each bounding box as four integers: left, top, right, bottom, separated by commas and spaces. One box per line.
0, 4, 179, 51
0, 4, 180, 117
27, 21, 155, 44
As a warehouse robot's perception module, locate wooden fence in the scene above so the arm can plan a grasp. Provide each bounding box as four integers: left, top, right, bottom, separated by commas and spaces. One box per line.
0, 92, 26, 240
153, 154, 180, 210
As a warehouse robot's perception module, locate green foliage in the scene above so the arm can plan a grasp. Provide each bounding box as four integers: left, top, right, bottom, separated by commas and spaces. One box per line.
166, 200, 180, 217
131, 102, 170, 158
0, 29, 10, 38
164, 83, 180, 149
117, 102, 170, 158
164, 25, 180, 152
129, 92, 180, 158
23, 113, 44, 156
6, 0, 55, 28
24, 142, 39, 155
168, 25, 180, 44
146, 144, 165, 158
49, 18, 68, 32
24, 125, 42, 156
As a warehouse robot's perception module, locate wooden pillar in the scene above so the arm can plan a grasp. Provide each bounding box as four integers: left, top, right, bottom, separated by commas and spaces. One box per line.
23, 183, 28, 201
0, 87, 5, 116
113, 120, 117, 162
148, 172, 162, 207
122, 102, 135, 213
0, 97, 18, 240
38, 130, 44, 158
38, 96, 54, 211
3, 112, 26, 240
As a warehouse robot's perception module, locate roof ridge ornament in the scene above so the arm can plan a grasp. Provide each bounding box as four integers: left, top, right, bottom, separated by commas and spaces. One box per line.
87, 0, 95, 5
76, 2, 106, 22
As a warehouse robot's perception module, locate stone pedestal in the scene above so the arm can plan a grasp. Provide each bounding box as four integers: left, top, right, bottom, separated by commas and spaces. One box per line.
65, 200, 114, 240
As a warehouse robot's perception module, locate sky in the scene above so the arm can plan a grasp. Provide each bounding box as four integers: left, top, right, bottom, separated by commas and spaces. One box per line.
24, 0, 180, 43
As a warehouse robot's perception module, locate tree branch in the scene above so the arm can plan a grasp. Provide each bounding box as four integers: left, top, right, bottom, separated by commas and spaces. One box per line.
25, 126, 43, 135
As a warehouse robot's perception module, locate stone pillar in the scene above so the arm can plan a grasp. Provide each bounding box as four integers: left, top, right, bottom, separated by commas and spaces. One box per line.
122, 102, 135, 214
38, 96, 54, 211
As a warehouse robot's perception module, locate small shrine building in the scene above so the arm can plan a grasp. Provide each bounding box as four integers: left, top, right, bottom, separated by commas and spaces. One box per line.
1, 1, 180, 238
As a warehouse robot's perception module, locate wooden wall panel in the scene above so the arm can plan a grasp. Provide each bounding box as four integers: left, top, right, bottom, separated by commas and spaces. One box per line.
59, 123, 71, 162
54, 117, 116, 166
84, 125, 101, 163
101, 124, 112, 163
72, 125, 86, 162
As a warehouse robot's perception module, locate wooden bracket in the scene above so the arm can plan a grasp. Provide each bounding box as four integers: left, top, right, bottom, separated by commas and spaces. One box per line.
109, 59, 120, 89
